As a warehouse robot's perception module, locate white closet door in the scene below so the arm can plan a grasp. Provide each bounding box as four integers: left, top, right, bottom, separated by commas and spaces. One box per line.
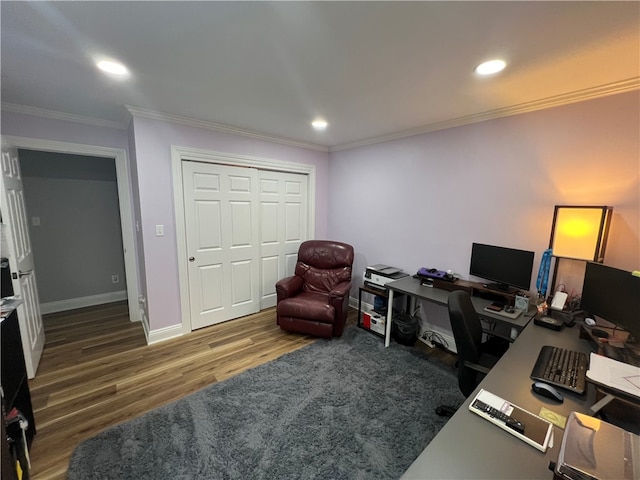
258, 170, 308, 309
182, 161, 259, 329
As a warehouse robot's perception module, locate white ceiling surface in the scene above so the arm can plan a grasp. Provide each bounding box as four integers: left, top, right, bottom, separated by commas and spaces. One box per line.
2, 2, 639, 151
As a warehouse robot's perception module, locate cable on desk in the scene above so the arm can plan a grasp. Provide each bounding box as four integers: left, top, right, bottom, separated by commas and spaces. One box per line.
567, 294, 581, 313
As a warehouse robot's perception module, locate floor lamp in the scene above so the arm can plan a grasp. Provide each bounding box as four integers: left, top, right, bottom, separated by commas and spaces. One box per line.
548, 205, 613, 303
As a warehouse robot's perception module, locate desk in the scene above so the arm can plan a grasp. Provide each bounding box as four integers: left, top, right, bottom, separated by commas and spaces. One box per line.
384, 276, 533, 348
401, 321, 597, 479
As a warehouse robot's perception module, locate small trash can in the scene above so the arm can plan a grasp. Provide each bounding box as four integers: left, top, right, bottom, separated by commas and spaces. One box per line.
391, 313, 419, 346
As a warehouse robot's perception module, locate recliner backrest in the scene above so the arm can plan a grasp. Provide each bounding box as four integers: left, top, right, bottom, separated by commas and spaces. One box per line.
295, 240, 354, 294
448, 290, 483, 366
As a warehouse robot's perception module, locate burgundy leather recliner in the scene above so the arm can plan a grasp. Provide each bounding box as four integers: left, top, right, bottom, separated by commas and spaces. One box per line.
276, 240, 354, 338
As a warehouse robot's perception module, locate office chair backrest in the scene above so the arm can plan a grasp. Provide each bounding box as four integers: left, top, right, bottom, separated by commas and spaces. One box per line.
448, 290, 483, 367
446, 290, 509, 399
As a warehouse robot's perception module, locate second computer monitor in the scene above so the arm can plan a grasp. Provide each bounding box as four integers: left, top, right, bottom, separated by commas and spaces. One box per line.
469, 243, 535, 294
581, 262, 639, 342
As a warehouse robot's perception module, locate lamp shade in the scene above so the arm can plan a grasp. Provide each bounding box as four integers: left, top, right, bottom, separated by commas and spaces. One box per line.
549, 206, 612, 262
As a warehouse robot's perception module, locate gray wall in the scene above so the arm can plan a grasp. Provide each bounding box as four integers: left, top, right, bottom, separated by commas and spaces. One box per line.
20, 150, 127, 305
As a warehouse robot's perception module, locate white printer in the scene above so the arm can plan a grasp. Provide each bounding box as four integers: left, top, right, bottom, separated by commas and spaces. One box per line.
363, 264, 408, 289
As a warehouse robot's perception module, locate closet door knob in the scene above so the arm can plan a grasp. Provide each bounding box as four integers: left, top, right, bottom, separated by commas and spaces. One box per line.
189, 257, 195, 262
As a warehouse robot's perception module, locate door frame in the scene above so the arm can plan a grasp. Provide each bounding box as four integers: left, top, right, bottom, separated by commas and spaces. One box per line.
1, 135, 141, 322
171, 145, 315, 334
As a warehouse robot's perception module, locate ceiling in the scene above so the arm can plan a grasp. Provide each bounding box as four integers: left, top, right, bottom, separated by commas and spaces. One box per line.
2, 1, 639, 151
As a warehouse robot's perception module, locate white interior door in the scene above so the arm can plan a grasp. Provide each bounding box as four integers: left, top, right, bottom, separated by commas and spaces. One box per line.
259, 170, 308, 309
1, 146, 45, 379
182, 161, 260, 330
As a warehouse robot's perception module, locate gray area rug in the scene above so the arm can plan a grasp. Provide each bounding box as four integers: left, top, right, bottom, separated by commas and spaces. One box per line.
67, 326, 464, 480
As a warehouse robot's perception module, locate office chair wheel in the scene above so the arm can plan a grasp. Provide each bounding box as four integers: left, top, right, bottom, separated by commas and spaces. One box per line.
435, 405, 456, 417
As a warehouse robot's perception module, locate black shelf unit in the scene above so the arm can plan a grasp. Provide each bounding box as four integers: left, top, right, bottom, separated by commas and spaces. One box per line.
1, 309, 37, 449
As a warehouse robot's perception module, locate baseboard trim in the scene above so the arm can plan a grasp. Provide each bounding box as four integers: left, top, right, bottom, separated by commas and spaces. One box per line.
147, 323, 183, 345
40, 291, 128, 314
348, 295, 359, 310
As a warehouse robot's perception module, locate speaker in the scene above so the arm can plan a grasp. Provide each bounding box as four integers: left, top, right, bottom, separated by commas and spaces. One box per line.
534, 316, 564, 331
514, 294, 530, 312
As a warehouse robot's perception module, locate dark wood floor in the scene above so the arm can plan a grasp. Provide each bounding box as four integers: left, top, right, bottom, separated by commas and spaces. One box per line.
27, 302, 455, 479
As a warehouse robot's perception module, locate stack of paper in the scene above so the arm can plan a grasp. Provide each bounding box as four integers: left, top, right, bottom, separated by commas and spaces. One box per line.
586, 353, 640, 399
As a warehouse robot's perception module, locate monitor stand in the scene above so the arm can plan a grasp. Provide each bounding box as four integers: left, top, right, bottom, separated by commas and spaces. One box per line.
484, 283, 517, 295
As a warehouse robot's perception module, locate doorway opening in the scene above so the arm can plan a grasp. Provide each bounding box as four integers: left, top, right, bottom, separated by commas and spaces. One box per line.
2, 135, 140, 325
19, 149, 129, 315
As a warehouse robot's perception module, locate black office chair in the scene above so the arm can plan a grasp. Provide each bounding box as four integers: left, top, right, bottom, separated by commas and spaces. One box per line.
436, 290, 510, 417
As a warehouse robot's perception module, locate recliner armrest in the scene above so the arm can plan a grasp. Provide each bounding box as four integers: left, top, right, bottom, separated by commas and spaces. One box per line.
276, 276, 303, 300
329, 281, 351, 300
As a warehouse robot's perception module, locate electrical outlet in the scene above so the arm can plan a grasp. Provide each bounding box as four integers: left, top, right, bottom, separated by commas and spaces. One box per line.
112, 274, 119, 284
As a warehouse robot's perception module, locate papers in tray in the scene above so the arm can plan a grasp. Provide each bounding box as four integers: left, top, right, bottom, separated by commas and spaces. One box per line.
482, 306, 523, 319
586, 352, 640, 399
469, 389, 554, 452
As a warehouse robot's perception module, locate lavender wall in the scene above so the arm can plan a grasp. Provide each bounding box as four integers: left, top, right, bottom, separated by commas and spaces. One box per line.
4, 91, 637, 338
328, 91, 640, 297
130, 116, 330, 331
1, 110, 329, 334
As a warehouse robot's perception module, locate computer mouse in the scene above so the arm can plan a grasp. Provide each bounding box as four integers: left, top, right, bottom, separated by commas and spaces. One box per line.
504, 305, 515, 313
531, 382, 564, 403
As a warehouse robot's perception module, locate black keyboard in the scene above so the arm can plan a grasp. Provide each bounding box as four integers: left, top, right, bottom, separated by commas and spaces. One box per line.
530, 345, 588, 394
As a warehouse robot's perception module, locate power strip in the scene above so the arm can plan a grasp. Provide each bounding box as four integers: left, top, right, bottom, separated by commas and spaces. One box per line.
418, 333, 448, 351
419, 329, 451, 351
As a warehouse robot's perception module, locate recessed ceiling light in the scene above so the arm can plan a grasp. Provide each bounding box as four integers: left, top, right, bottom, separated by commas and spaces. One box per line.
474, 59, 506, 75
311, 119, 328, 131
97, 60, 129, 76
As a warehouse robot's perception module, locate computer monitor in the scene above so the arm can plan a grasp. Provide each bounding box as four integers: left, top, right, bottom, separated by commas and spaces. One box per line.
469, 243, 535, 294
581, 262, 639, 342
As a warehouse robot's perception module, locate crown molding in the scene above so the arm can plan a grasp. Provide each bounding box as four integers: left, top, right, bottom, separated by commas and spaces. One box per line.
125, 105, 328, 153
329, 77, 640, 152
1, 102, 127, 130
4, 77, 637, 154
